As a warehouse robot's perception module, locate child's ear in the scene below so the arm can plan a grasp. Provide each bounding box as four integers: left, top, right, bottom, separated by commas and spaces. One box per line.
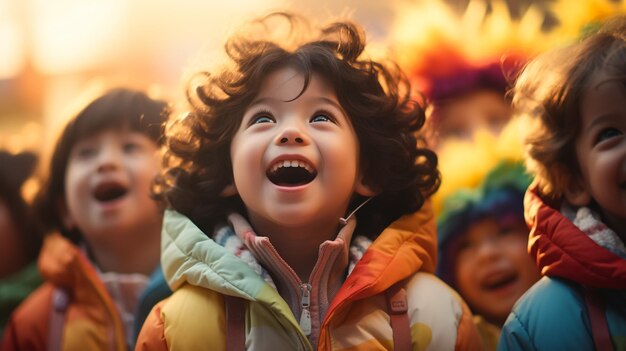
563, 174, 592, 206
57, 197, 76, 230
220, 183, 238, 197
355, 174, 377, 197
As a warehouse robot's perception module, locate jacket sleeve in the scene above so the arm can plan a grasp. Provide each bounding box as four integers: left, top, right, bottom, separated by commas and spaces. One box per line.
1, 285, 53, 351
497, 312, 536, 351
404, 273, 484, 350
2, 317, 24, 351
1, 310, 48, 351
135, 302, 169, 351
498, 277, 595, 351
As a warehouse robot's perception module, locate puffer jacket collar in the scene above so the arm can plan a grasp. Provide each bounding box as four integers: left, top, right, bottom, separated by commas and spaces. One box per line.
161, 202, 436, 299
39, 233, 125, 315
161, 209, 309, 346
38, 233, 128, 350
525, 184, 626, 289
318, 201, 436, 348
161, 210, 274, 299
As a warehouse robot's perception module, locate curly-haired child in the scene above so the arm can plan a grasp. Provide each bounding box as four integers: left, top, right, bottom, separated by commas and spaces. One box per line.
136, 12, 482, 351
2, 88, 172, 351
498, 16, 626, 350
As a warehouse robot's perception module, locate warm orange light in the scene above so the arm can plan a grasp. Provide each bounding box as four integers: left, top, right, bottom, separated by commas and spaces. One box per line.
29, 0, 129, 75
0, 0, 24, 79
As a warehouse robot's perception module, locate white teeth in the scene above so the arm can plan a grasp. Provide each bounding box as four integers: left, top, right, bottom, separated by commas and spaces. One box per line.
270, 159, 315, 173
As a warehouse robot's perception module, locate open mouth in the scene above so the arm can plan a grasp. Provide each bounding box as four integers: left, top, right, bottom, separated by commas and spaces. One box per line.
93, 181, 128, 203
481, 272, 518, 291
267, 159, 317, 187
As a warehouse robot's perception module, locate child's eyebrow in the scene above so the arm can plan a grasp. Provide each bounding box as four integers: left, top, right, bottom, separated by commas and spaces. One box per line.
248, 97, 277, 108
588, 113, 623, 130
593, 78, 623, 91
316, 97, 344, 112
248, 96, 345, 113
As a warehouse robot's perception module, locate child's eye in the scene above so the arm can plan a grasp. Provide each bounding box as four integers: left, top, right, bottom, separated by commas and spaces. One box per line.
310, 111, 335, 124
75, 146, 98, 159
123, 142, 142, 153
457, 239, 474, 252
498, 228, 515, 237
250, 112, 275, 125
595, 127, 623, 144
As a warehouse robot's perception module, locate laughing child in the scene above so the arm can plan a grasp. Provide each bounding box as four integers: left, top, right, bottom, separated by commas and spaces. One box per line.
433, 122, 540, 350
2, 88, 172, 351
498, 16, 626, 350
136, 12, 482, 351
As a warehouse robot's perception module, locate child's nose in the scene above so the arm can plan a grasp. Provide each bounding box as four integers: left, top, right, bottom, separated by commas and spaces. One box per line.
96, 145, 122, 172
275, 127, 309, 146
475, 237, 501, 261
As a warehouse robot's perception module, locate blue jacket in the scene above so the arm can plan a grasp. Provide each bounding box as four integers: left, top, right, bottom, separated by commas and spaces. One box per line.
498, 187, 626, 350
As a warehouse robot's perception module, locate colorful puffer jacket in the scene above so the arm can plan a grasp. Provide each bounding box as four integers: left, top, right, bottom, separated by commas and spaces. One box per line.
1, 233, 171, 351
498, 185, 626, 351
136, 203, 482, 351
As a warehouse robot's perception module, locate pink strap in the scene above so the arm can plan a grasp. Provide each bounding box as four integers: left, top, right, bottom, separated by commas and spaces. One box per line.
386, 280, 411, 351
225, 295, 246, 351
584, 288, 613, 351
48, 288, 69, 351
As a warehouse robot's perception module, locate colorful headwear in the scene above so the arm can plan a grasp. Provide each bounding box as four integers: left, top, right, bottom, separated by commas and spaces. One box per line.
548, 0, 626, 42
390, 0, 550, 104
432, 119, 533, 285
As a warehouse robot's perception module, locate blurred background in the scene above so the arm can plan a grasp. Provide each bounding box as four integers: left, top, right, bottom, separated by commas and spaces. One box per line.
0, 0, 620, 168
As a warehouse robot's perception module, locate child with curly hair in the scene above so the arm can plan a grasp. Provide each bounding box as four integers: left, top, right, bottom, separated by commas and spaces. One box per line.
136, 12, 482, 351
499, 16, 626, 350
2, 88, 172, 351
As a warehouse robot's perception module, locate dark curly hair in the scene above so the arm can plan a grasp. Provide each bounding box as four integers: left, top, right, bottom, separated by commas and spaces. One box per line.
156, 13, 440, 238
513, 16, 626, 199
35, 88, 168, 243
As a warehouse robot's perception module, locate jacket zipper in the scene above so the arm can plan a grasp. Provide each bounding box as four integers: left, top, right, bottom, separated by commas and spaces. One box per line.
247, 233, 348, 347
251, 239, 313, 338
299, 283, 312, 335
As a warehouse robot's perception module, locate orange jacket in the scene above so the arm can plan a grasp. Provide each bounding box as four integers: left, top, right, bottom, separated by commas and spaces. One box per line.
2, 233, 169, 351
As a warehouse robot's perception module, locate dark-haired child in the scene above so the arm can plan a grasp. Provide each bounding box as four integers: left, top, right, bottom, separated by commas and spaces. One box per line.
137, 13, 481, 351
0, 151, 42, 339
433, 124, 540, 351
2, 88, 172, 351
499, 16, 626, 350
